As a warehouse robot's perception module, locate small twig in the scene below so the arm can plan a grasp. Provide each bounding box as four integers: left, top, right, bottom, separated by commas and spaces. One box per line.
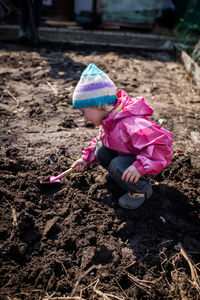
93, 279, 110, 300
79, 280, 97, 299
195, 264, 200, 273
92, 279, 124, 300
47, 81, 58, 97
114, 278, 128, 299
49, 292, 56, 299
128, 274, 151, 289
70, 265, 101, 297
43, 292, 55, 300
7, 90, 17, 102
80, 279, 98, 293
127, 274, 152, 296
11, 206, 17, 226
179, 245, 200, 289
125, 261, 136, 269
43, 297, 84, 300
104, 293, 124, 300
12, 292, 30, 296
56, 257, 68, 277
7, 90, 19, 108
160, 250, 171, 286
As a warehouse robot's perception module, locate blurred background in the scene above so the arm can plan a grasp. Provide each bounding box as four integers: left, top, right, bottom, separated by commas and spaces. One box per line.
0, 0, 199, 64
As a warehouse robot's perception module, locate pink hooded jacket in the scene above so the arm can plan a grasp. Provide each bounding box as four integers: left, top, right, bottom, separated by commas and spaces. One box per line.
81, 90, 173, 176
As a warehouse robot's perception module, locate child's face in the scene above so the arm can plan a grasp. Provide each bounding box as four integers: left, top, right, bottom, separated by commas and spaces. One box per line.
80, 107, 108, 126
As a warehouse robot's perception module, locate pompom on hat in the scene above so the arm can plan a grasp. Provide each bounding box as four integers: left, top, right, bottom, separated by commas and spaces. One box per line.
73, 64, 117, 109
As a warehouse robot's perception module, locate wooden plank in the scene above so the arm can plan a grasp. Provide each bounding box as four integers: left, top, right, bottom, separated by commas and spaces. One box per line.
0, 24, 176, 51
102, 21, 153, 29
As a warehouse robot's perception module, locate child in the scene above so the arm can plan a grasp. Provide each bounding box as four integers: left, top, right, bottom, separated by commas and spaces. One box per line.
71, 64, 173, 209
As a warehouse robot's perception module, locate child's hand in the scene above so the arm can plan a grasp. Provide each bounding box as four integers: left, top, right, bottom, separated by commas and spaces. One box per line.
122, 165, 141, 184
71, 158, 88, 172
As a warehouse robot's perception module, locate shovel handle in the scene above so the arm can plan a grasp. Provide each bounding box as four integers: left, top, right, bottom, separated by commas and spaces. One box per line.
61, 167, 74, 176
51, 167, 74, 182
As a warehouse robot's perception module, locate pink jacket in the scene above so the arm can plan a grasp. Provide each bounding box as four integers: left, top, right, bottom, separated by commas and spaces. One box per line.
81, 90, 173, 176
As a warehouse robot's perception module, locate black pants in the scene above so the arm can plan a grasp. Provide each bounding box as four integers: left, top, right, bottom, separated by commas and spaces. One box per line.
94, 141, 152, 194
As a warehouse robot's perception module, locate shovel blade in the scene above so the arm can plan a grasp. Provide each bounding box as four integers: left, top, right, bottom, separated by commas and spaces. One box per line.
39, 176, 60, 185
50, 176, 61, 183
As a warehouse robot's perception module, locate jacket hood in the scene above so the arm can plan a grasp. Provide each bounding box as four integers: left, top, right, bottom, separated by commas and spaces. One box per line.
103, 90, 153, 128
116, 90, 153, 117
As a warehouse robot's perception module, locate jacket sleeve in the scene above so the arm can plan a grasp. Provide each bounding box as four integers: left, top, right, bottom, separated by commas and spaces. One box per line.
122, 119, 173, 176
81, 126, 103, 165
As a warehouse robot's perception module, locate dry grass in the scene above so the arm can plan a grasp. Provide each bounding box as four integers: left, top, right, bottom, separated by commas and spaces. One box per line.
161, 243, 200, 299
4, 244, 200, 300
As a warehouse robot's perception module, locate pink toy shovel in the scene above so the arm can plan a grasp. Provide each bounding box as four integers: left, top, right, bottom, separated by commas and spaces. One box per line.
39, 167, 74, 185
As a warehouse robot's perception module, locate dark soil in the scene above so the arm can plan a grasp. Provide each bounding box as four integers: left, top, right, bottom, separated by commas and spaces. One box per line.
0, 43, 200, 300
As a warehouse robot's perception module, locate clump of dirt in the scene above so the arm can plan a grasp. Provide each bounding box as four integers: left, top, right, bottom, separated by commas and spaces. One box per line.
0, 43, 200, 299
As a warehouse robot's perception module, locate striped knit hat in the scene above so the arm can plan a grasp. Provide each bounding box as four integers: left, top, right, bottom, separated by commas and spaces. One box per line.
73, 64, 117, 109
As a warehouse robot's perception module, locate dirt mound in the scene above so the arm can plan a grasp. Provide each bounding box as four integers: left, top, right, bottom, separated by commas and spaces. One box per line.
0, 43, 200, 299
0, 151, 200, 299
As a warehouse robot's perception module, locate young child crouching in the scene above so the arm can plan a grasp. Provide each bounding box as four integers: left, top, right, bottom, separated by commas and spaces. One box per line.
71, 64, 173, 209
